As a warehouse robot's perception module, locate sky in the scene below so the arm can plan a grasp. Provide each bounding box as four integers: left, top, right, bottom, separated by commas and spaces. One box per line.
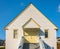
0, 0, 60, 40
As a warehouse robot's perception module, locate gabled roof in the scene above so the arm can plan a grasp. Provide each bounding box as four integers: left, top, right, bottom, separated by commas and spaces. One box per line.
4, 3, 58, 30
22, 18, 40, 28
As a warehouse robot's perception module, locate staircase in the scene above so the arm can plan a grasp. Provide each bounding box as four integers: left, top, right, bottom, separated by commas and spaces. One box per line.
23, 43, 40, 49
18, 36, 45, 49
33, 37, 46, 49
30, 43, 40, 49
18, 36, 24, 49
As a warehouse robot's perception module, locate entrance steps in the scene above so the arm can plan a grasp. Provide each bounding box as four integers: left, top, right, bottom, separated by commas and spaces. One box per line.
18, 36, 45, 49
23, 43, 40, 49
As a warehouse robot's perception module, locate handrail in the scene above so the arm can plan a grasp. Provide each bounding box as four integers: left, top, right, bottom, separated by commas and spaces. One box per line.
18, 36, 24, 49
39, 37, 45, 49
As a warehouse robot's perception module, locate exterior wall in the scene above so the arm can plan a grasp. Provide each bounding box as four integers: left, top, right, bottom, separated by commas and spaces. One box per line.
5, 28, 23, 49
43, 28, 57, 49
5, 4, 57, 49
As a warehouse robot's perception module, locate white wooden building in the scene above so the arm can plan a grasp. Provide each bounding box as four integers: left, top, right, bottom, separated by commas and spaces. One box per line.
5, 3, 58, 49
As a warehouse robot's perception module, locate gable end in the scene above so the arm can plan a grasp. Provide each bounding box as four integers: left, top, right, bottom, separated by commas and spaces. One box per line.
4, 3, 58, 30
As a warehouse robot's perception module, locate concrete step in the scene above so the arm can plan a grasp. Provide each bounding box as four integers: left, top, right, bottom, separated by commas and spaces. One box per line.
23, 43, 29, 49
23, 43, 40, 49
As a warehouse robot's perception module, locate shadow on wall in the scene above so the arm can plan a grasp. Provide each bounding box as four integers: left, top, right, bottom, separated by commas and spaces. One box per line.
39, 29, 45, 36
39, 29, 54, 49
43, 41, 51, 49
43, 41, 54, 49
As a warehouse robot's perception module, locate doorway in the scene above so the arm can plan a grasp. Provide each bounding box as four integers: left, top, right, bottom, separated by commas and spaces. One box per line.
23, 28, 40, 43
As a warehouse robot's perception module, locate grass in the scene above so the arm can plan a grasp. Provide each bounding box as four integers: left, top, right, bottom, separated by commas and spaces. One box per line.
0, 46, 5, 49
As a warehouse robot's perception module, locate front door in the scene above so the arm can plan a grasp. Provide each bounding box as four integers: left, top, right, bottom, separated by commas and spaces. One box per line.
23, 28, 40, 43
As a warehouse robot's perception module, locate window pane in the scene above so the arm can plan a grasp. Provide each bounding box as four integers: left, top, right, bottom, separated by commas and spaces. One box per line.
13, 29, 18, 39
45, 30, 48, 38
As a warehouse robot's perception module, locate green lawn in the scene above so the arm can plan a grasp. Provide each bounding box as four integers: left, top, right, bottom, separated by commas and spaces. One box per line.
0, 46, 5, 49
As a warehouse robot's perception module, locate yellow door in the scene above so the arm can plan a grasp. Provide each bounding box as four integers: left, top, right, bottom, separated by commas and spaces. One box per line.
24, 28, 39, 43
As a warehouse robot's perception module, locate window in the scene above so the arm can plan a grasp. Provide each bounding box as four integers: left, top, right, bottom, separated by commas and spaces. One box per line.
45, 29, 48, 38
13, 29, 18, 39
